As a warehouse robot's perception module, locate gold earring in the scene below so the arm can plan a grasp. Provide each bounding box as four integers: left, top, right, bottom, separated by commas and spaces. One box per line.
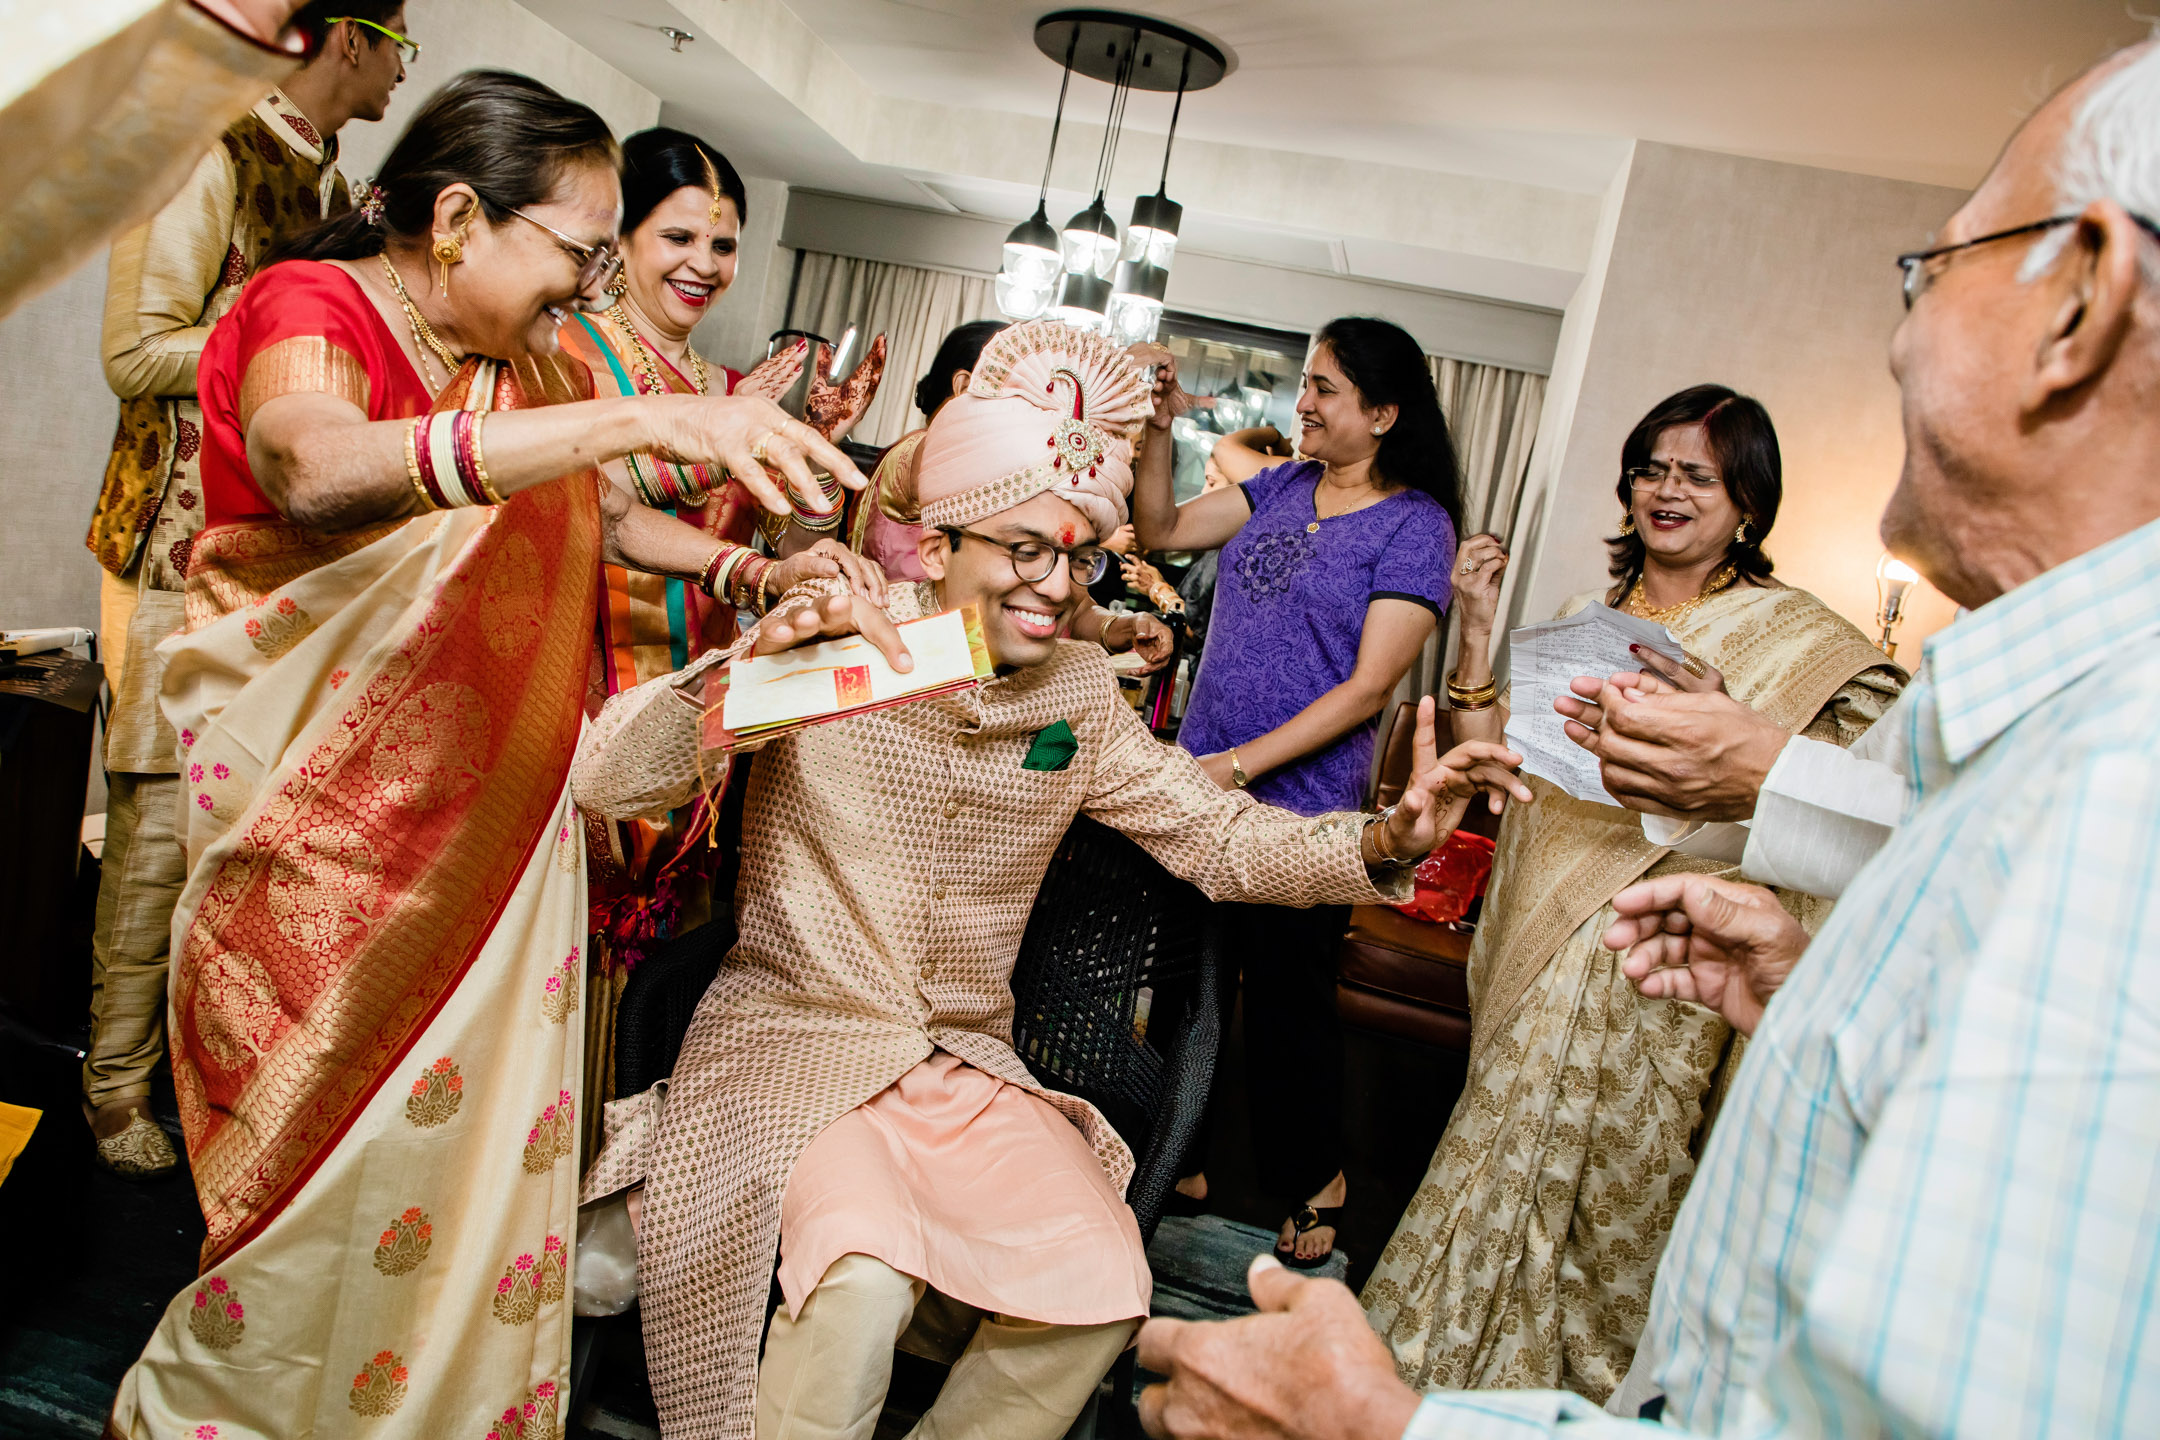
1618, 512, 1636, 536
432, 221, 468, 293
1734, 519, 1750, 544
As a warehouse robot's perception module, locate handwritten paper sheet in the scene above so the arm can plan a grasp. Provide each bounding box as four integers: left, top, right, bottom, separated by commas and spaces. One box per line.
1502, 603, 1688, 807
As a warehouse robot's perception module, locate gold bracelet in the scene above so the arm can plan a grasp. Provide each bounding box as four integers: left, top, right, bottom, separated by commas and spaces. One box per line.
469, 411, 504, 505
403, 420, 435, 511
1445, 666, 1499, 710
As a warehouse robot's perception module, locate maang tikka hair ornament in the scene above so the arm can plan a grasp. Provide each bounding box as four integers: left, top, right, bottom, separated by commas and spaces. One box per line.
699, 150, 728, 229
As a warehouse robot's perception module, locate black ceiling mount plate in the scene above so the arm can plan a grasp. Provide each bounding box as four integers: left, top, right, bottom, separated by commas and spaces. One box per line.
1032, 10, 1232, 92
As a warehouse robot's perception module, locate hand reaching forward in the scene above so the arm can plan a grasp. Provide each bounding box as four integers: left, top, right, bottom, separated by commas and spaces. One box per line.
806, 333, 889, 441
752, 589, 913, 674
1554, 670, 1787, 822
735, 338, 808, 403
1451, 533, 1508, 634
1138, 1255, 1421, 1440
1377, 697, 1532, 861
1604, 873, 1809, 1036
653, 395, 867, 518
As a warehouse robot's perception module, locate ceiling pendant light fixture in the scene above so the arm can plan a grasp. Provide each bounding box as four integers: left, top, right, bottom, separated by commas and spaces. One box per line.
995, 28, 1077, 321
1109, 48, 1190, 344
1009, 12, 1232, 330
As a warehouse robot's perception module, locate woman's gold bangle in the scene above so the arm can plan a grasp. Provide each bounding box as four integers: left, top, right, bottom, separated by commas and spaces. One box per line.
1445, 666, 1498, 710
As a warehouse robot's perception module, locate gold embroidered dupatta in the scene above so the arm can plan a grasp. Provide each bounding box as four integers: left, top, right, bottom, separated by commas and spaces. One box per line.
1361, 582, 1898, 1405
1467, 584, 1889, 1061
162, 355, 601, 1266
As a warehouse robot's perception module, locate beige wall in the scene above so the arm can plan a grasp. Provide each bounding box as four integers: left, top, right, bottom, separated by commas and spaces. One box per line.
1510, 141, 1965, 658
0, 0, 657, 644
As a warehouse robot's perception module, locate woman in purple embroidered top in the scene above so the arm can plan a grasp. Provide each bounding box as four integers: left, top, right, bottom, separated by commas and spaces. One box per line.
1132, 316, 1461, 1268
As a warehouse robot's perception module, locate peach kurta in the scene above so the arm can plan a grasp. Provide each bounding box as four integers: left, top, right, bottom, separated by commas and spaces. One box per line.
573, 580, 1406, 1440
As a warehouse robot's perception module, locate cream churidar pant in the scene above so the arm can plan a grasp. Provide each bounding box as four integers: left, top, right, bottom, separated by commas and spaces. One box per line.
757, 1252, 1135, 1440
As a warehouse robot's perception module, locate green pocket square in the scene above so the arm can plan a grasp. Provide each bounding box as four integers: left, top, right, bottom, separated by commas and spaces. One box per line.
1022, 719, 1079, 772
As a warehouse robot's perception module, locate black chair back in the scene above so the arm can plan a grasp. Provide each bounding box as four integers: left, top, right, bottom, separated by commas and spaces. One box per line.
614, 912, 736, 1099
1010, 815, 1223, 1244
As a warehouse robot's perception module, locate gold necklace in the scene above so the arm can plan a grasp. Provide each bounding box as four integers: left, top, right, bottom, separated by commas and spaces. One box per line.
609, 304, 708, 396
1626, 563, 1739, 626
378, 254, 462, 385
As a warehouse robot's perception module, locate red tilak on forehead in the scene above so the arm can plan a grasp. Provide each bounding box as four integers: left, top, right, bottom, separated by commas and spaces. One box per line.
1059, 523, 1077, 546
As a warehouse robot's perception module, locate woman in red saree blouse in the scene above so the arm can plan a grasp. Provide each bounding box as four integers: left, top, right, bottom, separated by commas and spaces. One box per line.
108, 70, 867, 1440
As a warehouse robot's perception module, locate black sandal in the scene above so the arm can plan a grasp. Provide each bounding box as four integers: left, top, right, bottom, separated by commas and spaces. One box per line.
1277, 1203, 1343, 1270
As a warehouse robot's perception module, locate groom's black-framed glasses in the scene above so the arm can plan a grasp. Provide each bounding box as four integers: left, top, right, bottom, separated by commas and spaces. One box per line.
941, 527, 1112, 587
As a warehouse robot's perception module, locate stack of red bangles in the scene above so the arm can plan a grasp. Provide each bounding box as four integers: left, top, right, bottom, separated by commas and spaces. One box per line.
700, 544, 775, 614
403, 410, 504, 510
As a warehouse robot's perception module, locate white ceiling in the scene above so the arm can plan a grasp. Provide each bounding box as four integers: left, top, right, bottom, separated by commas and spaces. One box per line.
773, 0, 2146, 192
519, 0, 2148, 312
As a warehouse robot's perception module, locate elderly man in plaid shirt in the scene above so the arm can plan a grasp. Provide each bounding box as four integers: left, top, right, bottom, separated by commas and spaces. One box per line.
1137, 36, 2160, 1440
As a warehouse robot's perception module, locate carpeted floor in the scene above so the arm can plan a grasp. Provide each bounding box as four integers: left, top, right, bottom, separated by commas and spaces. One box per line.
0, 1024, 201, 1439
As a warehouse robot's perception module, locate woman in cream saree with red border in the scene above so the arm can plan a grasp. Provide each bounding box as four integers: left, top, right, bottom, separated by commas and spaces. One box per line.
107, 277, 599, 1439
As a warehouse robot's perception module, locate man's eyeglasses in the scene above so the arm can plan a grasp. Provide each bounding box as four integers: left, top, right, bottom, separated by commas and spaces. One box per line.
1625, 461, 1723, 493
500, 205, 624, 302
1896, 212, 2160, 310
324, 16, 420, 63
942, 527, 1111, 587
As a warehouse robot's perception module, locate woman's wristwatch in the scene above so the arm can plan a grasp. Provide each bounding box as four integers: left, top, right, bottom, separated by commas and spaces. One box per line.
1229, 749, 1251, 788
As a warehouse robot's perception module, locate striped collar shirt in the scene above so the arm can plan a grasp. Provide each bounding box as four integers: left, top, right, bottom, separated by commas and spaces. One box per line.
1404, 513, 2160, 1438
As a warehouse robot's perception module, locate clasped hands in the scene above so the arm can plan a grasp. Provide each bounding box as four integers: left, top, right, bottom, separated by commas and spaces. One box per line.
1553, 650, 1808, 1036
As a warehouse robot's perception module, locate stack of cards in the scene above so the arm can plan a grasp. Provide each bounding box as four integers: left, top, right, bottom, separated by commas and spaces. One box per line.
701, 603, 995, 754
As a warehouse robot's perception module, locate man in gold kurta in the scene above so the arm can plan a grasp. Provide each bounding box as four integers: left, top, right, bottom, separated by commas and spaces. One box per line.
78, 3, 407, 1175
572, 320, 1523, 1440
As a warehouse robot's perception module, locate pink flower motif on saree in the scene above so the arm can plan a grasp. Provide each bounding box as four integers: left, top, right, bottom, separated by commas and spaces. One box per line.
540, 946, 579, 1024
520, 1091, 575, 1173
349, 1349, 408, 1417
372, 1205, 433, 1276
490, 1234, 567, 1325
187, 1276, 245, 1350
243, 594, 315, 660
405, 1057, 463, 1127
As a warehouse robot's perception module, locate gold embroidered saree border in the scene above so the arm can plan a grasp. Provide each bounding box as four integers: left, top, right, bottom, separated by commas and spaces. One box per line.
237, 334, 372, 430
176, 355, 602, 1265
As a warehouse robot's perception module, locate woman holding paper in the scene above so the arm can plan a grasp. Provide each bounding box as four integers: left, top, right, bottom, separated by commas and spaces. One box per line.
1361, 384, 1902, 1403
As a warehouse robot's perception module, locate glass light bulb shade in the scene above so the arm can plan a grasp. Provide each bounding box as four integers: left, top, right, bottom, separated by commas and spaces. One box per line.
1091, 233, 1121, 279
1145, 229, 1178, 269
1121, 228, 1150, 265
1059, 229, 1098, 275
1002, 241, 1061, 288
1106, 292, 1163, 345
994, 272, 1051, 320
1050, 306, 1109, 334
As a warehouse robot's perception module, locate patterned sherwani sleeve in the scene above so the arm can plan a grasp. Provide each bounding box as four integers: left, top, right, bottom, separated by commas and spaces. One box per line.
569, 579, 842, 820
102, 138, 239, 398
1081, 685, 1410, 907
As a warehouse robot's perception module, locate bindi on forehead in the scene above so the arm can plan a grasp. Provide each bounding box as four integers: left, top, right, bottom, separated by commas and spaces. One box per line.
1058, 523, 1077, 547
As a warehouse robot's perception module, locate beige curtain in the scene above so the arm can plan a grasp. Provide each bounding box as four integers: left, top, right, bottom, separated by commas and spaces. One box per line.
784, 252, 1000, 448
1396, 356, 1548, 704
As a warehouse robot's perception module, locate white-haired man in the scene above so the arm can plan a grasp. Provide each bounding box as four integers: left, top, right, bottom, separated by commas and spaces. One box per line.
1136, 37, 2160, 1440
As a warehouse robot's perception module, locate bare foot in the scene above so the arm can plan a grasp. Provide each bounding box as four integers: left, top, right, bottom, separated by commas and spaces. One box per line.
1174, 1173, 1208, 1202
1276, 1171, 1347, 1263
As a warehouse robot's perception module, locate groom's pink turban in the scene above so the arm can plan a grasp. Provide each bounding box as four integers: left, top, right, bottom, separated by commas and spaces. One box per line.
915, 319, 1152, 541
